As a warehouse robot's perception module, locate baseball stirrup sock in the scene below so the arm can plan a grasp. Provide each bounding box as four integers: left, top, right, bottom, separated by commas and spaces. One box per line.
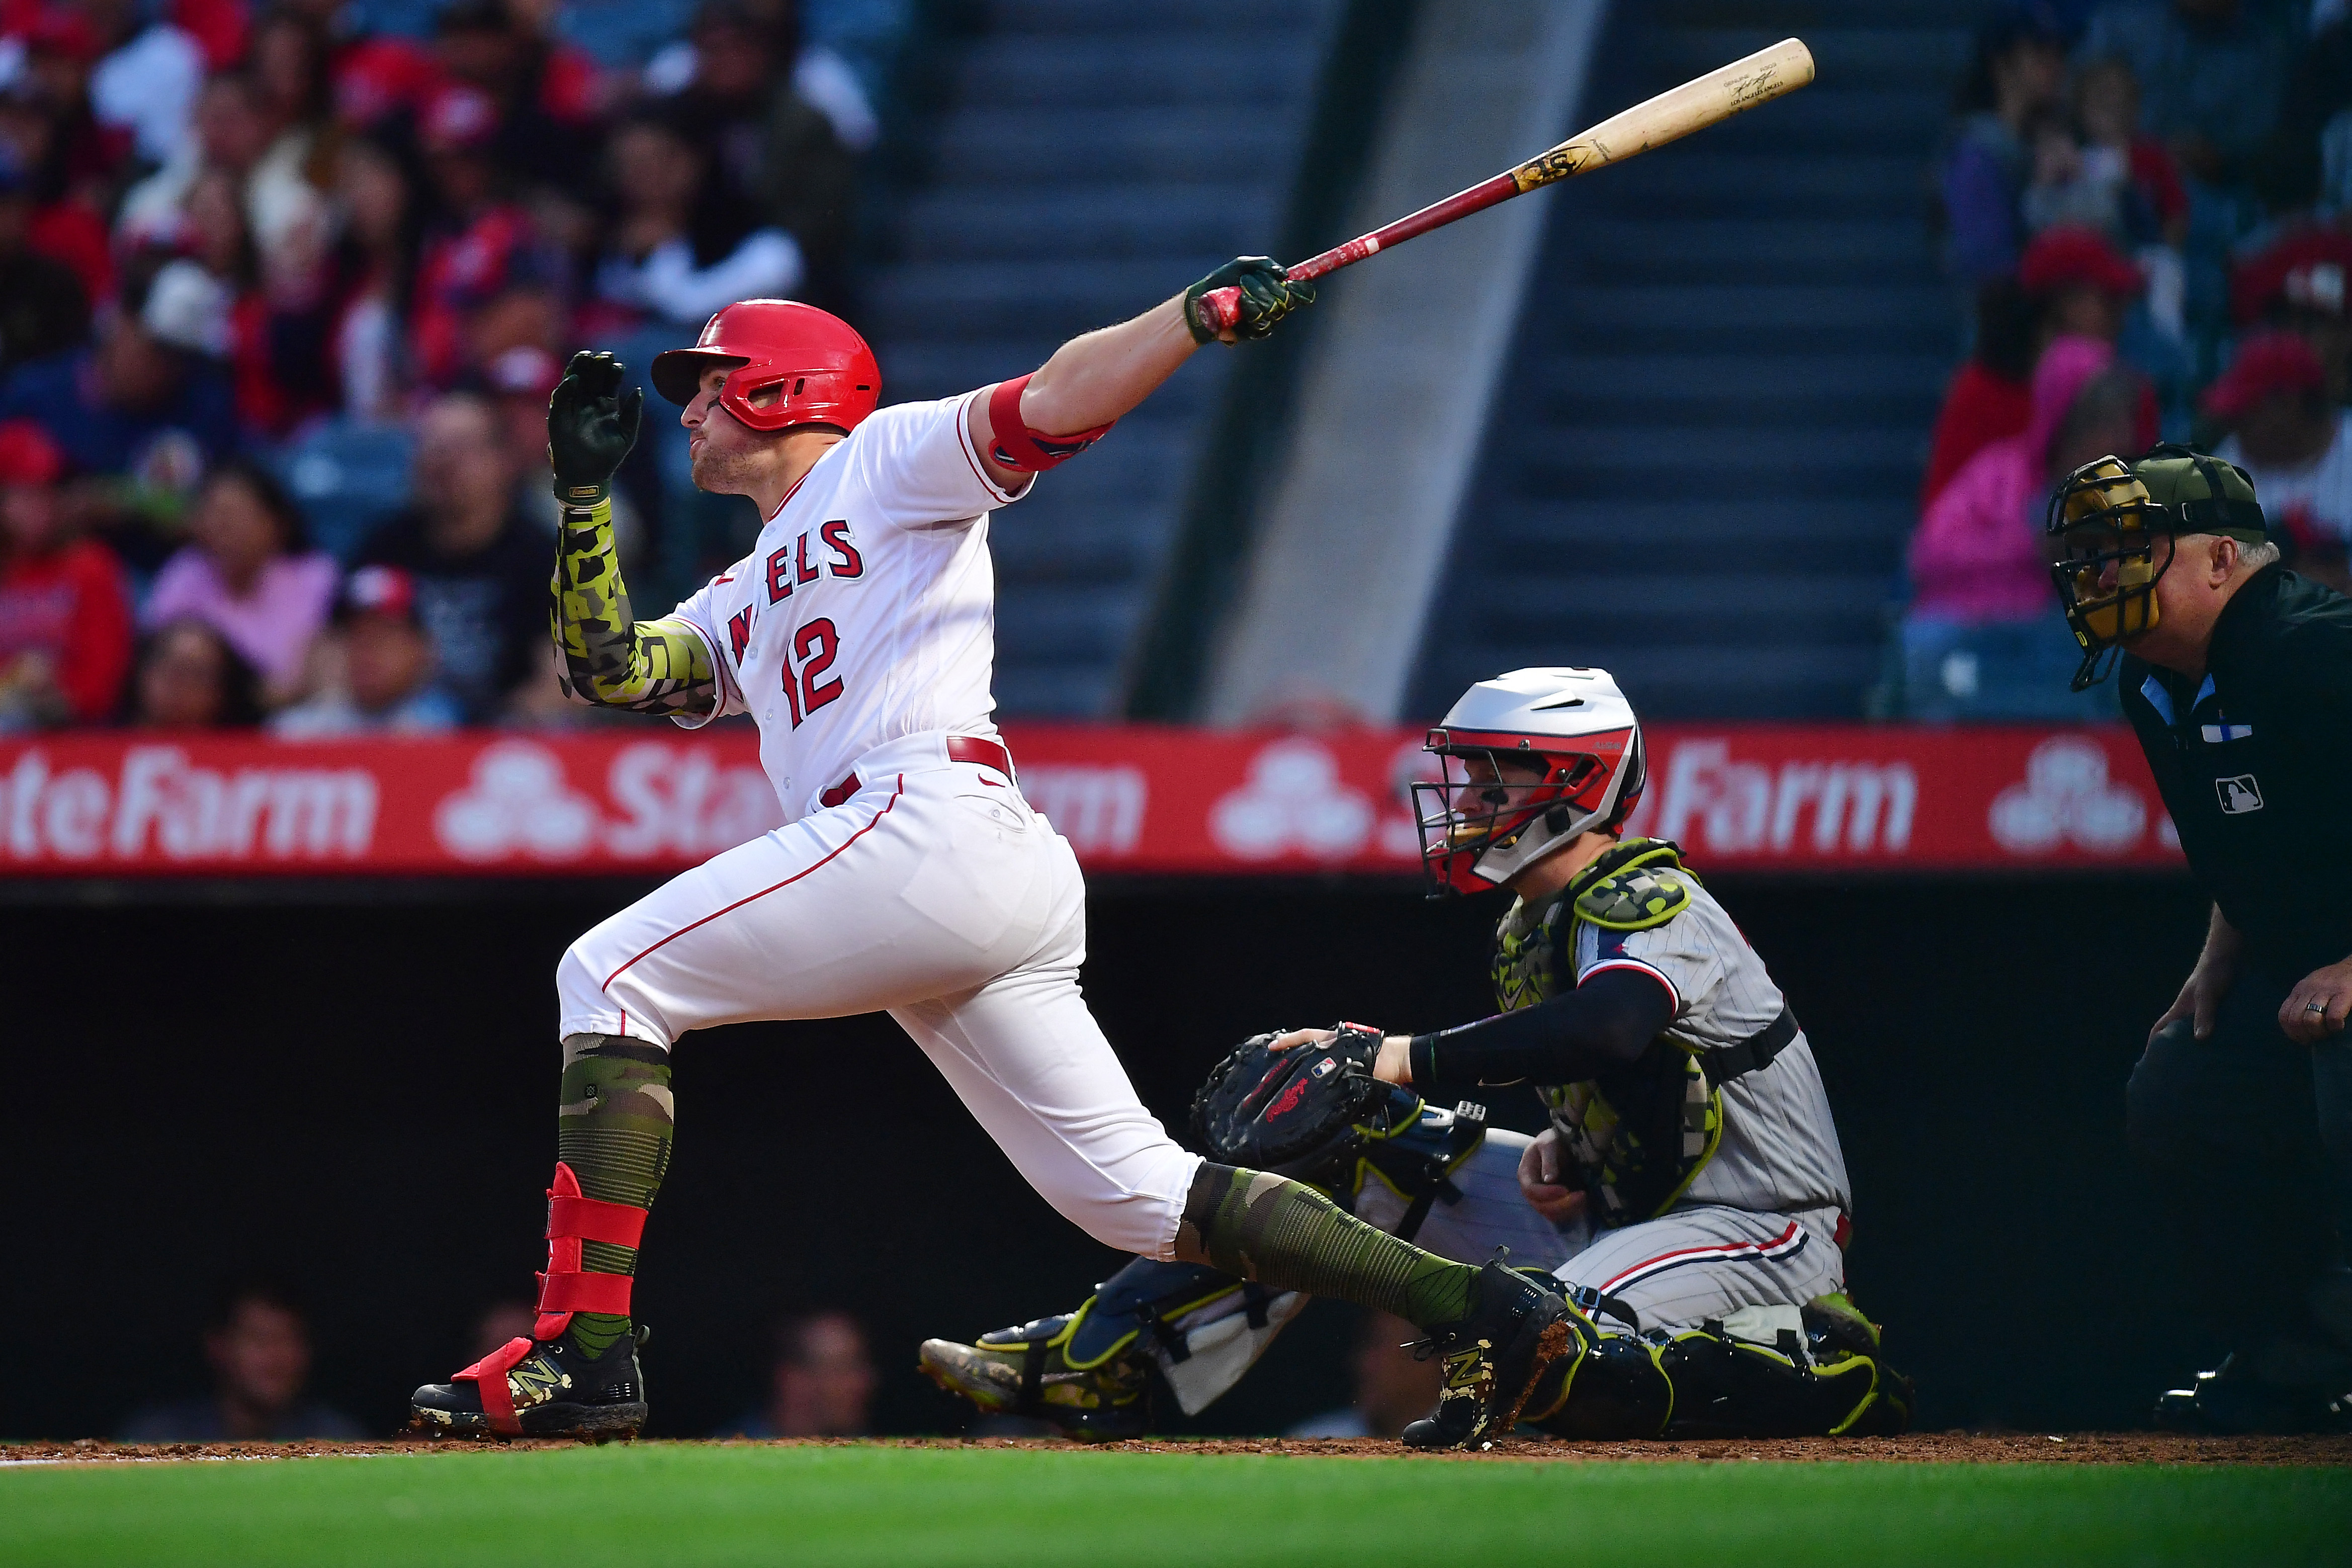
1174, 1164, 1476, 1328
557, 1034, 674, 1356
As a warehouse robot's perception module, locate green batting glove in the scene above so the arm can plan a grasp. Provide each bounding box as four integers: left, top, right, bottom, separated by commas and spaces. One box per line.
1184, 256, 1317, 344
548, 350, 644, 508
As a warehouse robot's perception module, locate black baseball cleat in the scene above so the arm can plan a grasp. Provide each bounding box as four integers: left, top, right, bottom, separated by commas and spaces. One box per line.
2153, 1354, 2352, 1436
410, 1325, 650, 1441
918, 1311, 1152, 1441
1401, 1260, 1590, 1451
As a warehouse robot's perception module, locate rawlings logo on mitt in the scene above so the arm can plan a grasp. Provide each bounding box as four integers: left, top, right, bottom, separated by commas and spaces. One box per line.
1189, 1023, 1392, 1178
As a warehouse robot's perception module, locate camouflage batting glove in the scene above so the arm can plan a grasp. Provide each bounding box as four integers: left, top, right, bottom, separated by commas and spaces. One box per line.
548, 351, 644, 510
1184, 256, 1316, 344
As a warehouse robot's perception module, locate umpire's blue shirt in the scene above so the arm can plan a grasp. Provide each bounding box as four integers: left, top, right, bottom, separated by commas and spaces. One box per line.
2121, 565, 2352, 986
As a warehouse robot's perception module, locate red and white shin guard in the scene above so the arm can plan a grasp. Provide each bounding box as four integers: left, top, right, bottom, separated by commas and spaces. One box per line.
452, 1161, 648, 1435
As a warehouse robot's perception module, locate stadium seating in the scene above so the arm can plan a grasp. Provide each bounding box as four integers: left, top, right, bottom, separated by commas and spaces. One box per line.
861, 0, 1339, 718
1408, 0, 1981, 720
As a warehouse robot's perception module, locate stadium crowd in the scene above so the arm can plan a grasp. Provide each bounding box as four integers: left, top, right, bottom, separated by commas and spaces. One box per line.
1899, 0, 2352, 718
0, 0, 904, 735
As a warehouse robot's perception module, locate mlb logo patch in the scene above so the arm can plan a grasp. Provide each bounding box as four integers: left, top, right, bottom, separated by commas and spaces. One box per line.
2216, 775, 2264, 815
1310, 1056, 1338, 1079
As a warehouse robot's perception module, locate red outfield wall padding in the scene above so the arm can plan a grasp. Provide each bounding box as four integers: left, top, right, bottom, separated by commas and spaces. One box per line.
0, 724, 2183, 878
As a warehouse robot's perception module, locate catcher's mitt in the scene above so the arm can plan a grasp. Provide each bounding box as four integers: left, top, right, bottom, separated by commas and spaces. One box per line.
1188, 1023, 1393, 1179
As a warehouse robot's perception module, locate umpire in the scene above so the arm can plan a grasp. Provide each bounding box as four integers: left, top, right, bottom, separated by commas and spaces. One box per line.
2049, 445, 2352, 1432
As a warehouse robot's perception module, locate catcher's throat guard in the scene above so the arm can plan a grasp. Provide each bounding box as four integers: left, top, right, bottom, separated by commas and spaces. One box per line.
1413, 668, 1646, 898
2046, 445, 2270, 690
652, 299, 881, 436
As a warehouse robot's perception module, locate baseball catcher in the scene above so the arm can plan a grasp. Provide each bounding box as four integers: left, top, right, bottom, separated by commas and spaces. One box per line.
922, 667, 1913, 1440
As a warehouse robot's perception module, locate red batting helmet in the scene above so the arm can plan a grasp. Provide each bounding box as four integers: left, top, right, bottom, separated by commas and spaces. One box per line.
650, 300, 882, 435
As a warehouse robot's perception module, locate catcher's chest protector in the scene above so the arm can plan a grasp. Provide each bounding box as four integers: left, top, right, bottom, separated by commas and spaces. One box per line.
1489, 839, 1724, 1229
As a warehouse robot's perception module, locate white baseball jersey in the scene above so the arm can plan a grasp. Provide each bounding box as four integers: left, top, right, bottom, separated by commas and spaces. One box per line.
666, 393, 1023, 817
1573, 883, 1855, 1218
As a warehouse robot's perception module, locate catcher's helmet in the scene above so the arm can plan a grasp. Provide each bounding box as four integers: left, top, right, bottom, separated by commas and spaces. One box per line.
1413, 667, 1645, 898
650, 299, 881, 435
2046, 444, 2268, 690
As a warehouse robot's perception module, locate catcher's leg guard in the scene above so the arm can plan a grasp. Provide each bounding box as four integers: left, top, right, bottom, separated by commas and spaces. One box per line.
1659, 1296, 1912, 1439
1399, 1260, 1587, 1451
409, 1162, 652, 1439
1521, 1329, 1675, 1440
918, 1259, 1261, 1439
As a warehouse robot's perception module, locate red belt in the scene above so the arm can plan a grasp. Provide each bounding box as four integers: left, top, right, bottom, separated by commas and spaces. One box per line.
818, 736, 1014, 810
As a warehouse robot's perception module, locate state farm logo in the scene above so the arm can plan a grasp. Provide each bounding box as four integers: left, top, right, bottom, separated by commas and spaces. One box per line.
1988, 737, 2147, 854
0, 746, 376, 863
432, 740, 784, 862
433, 742, 599, 861
1209, 739, 1374, 860
1639, 739, 1915, 856
1023, 763, 1147, 855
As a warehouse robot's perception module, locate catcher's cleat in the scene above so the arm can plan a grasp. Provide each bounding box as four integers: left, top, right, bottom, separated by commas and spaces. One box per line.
1400, 1260, 1587, 1451
410, 1324, 650, 1440
918, 1311, 1152, 1441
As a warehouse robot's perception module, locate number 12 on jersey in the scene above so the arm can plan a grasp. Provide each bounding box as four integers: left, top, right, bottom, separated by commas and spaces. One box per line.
780, 618, 842, 727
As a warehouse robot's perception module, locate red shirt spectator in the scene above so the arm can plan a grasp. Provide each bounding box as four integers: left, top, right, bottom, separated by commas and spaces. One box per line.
0, 420, 132, 727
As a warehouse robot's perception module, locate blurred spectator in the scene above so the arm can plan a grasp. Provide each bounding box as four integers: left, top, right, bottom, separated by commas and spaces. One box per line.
2076, 0, 2295, 189
143, 457, 336, 705
118, 68, 329, 289
1924, 231, 2162, 505
594, 104, 803, 331
432, 0, 598, 198
2024, 55, 2191, 248
129, 617, 264, 726
272, 563, 463, 734
0, 139, 86, 375
1942, 6, 2070, 286
81, 0, 206, 171
2208, 329, 2352, 592
118, 1279, 363, 1441
0, 418, 130, 728
406, 84, 561, 389
1926, 281, 2042, 507
646, 0, 879, 154
326, 129, 423, 420
468, 1298, 538, 1359
0, 256, 236, 500
3, 14, 120, 302
1900, 336, 2146, 718
2231, 226, 2352, 402
651, 0, 854, 303
354, 392, 547, 721
1285, 1312, 1442, 1441
717, 1310, 878, 1438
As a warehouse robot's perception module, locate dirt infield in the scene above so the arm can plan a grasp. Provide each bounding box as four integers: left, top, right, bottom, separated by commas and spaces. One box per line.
5, 1433, 2349, 1466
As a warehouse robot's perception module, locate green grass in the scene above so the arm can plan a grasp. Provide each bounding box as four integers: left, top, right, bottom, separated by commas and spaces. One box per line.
4, 1444, 2349, 1568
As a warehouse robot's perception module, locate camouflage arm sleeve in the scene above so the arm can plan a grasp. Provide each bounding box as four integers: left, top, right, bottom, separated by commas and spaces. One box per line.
551, 499, 719, 718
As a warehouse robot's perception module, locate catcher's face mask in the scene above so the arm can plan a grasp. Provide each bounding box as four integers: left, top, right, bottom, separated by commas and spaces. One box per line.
2048, 454, 2170, 691
1412, 726, 1640, 898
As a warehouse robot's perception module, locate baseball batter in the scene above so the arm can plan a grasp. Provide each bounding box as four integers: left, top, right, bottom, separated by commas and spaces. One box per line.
922, 668, 1911, 1440
408, 271, 1592, 1450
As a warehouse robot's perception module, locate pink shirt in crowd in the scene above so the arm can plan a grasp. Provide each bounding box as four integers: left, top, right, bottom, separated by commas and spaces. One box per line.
1908, 335, 2115, 625
142, 548, 338, 687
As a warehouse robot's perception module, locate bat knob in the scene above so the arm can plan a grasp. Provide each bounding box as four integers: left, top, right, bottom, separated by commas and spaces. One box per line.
1195, 285, 1242, 337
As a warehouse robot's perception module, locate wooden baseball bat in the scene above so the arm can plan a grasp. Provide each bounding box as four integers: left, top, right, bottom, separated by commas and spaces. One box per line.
1195, 37, 1816, 335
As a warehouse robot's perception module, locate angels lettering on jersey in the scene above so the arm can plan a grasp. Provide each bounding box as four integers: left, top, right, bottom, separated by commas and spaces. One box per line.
669, 395, 1024, 816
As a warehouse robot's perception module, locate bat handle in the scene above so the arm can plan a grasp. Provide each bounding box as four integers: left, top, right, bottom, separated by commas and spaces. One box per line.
1194, 285, 1243, 337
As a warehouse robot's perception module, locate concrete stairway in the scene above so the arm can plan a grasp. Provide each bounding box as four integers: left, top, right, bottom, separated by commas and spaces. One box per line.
1406, 0, 1980, 720
861, 0, 1336, 717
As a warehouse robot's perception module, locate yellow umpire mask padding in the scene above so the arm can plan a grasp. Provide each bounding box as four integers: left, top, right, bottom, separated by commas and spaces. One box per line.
2050, 455, 2163, 651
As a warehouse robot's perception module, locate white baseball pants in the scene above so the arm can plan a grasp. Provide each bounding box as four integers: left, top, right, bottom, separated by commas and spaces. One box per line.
556, 732, 1201, 1258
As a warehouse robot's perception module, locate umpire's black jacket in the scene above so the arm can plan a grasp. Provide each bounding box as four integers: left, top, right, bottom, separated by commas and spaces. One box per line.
2120, 565, 2352, 987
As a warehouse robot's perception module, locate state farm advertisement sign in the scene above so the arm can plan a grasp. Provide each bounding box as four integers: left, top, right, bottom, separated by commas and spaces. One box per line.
0, 724, 2184, 878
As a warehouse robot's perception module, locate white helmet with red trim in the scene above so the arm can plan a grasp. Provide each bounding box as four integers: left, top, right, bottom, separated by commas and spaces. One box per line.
1412, 667, 1646, 897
